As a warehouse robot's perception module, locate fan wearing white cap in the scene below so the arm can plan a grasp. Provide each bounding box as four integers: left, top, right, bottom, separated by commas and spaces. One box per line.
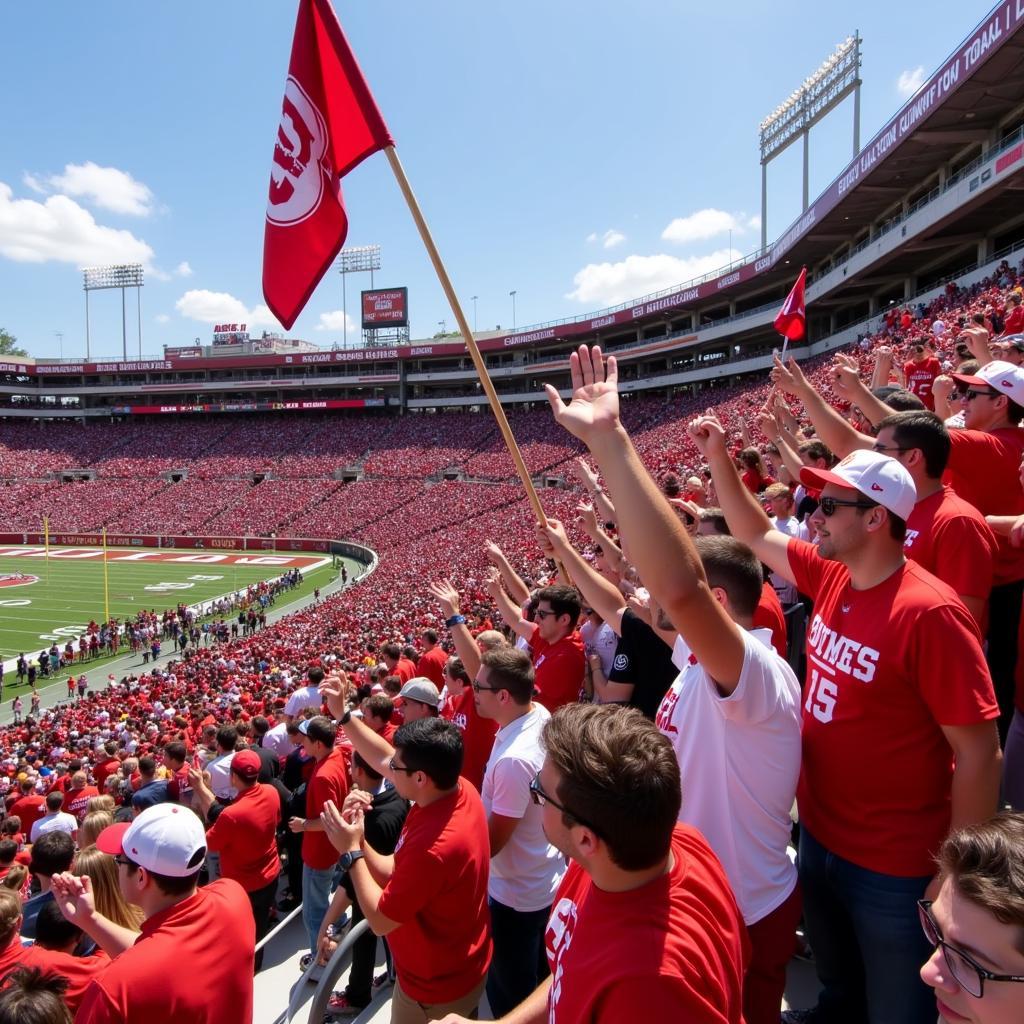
49, 803, 256, 1023
690, 415, 1000, 1024
942, 359, 1024, 747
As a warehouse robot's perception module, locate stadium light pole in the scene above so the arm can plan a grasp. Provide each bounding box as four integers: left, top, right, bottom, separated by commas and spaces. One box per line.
758, 33, 862, 250
82, 264, 144, 361
335, 245, 381, 349
510, 290, 517, 331
471, 295, 478, 333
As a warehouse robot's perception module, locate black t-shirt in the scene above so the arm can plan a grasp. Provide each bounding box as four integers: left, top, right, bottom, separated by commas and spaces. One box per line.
607, 609, 676, 720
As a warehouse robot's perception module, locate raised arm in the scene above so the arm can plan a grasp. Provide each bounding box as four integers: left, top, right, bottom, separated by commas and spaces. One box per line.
833, 360, 896, 428
571, 457, 617, 525
484, 570, 535, 641
427, 579, 482, 679
485, 541, 530, 606
545, 346, 747, 690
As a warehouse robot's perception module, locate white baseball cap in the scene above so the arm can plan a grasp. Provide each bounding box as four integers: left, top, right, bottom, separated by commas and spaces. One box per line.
97, 803, 207, 877
800, 449, 917, 521
951, 359, 1024, 406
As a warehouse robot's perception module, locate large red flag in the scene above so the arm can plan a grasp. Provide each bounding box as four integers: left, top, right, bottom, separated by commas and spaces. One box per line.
773, 266, 807, 342
262, 0, 393, 330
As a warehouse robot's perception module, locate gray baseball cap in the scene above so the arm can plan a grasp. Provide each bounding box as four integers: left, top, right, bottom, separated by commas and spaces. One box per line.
398, 677, 441, 708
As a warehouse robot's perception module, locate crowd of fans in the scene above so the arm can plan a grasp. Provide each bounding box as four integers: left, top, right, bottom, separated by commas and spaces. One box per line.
0, 266, 1024, 1021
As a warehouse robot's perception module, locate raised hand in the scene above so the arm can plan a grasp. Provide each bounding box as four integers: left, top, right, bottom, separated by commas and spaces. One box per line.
427, 579, 460, 619
570, 457, 601, 492
51, 873, 97, 927
687, 415, 727, 459
544, 345, 621, 446
575, 502, 599, 537
536, 517, 569, 556
321, 798, 364, 854
484, 541, 505, 567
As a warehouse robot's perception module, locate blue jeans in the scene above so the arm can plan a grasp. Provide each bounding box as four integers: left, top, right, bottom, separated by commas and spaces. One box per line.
485, 899, 550, 1019
798, 828, 933, 1024
302, 864, 335, 954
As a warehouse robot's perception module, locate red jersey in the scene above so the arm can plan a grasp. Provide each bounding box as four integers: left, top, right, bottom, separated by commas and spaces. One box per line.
66, 785, 100, 822
378, 781, 491, 1004
21, 945, 110, 1014
903, 357, 941, 409
75, 880, 254, 1024
904, 485, 996, 603
545, 824, 747, 1023
753, 583, 787, 657
529, 626, 586, 712
94, 758, 121, 790
393, 657, 418, 684
302, 749, 349, 870
416, 646, 448, 689
946, 427, 1024, 584
9, 794, 46, 836
788, 539, 998, 875
205, 783, 280, 892
447, 689, 498, 792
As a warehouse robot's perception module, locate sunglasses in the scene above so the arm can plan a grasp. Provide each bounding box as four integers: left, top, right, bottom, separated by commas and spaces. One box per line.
918, 900, 1024, 998
388, 757, 417, 775
534, 609, 559, 620
818, 497, 878, 516
471, 681, 502, 694
963, 389, 998, 401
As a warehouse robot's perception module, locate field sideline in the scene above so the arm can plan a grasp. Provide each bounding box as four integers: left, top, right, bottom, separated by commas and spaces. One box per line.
0, 546, 336, 665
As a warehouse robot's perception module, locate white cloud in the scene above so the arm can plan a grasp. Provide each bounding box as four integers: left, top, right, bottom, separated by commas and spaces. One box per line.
897, 66, 926, 98
662, 208, 753, 245
746, 214, 761, 232
155, 313, 170, 324
566, 249, 742, 307
21, 173, 45, 194
175, 261, 193, 277
315, 310, 359, 333
175, 290, 280, 328
44, 162, 154, 216
585, 232, 598, 243
601, 229, 625, 249
0, 181, 155, 268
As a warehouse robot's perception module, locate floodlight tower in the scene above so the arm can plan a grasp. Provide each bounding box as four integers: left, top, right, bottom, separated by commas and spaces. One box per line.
82, 264, 145, 360
335, 245, 381, 348
758, 33, 862, 250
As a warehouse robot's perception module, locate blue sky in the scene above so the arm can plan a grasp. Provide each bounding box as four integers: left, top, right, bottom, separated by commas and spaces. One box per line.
0, 1, 995, 359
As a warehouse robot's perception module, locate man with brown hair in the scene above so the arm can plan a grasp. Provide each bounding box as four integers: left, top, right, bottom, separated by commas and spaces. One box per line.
440, 703, 747, 1024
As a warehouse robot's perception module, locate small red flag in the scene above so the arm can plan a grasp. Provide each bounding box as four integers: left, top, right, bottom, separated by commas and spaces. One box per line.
773, 267, 807, 341
262, 0, 394, 330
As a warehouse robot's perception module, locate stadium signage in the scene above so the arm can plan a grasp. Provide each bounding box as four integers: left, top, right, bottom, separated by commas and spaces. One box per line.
361, 288, 409, 329
0, 363, 28, 373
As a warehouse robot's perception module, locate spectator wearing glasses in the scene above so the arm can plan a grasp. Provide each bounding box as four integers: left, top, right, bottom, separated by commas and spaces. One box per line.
473, 646, 564, 1017
919, 812, 1024, 1024
693, 409, 1001, 1024
319, 711, 491, 1024
52, 803, 255, 1023
442, 702, 748, 1024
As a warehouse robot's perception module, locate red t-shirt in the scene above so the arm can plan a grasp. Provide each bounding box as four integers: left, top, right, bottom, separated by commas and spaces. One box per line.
753, 583, 787, 657
529, 626, 586, 712
66, 785, 100, 822
446, 689, 498, 793
75, 880, 254, 1024
302, 749, 349, 870
393, 658, 418, 684
903, 357, 941, 409
788, 539, 998, 875
904, 485, 996, 603
416, 646, 448, 690
946, 427, 1024, 584
21, 945, 110, 1014
545, 824, 747, 1023
377, 780, 491, 1004
206, 783, 280, 892
94, 758, 121, 790
9, 794, 46, 836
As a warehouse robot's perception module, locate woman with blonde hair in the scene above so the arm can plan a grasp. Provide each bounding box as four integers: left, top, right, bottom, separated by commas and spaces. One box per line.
77, 811, 113, 850
0, 863, 29, 901
86, 795, 115, 817
72, 846, 143, 931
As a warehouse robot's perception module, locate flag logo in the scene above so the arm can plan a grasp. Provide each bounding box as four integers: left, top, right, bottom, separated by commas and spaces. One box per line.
267, 77, 330, 226
0, 574, 39, 589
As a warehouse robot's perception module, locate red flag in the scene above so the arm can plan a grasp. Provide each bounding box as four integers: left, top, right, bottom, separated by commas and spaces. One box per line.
773, 267, 807, 341
262, 0, 394, 330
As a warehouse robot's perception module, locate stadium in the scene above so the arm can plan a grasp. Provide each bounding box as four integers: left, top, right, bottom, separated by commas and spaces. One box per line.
2, 2, 1024, 1023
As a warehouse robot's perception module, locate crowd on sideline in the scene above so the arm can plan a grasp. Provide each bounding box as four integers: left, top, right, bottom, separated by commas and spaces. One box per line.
0, 266, 1023, 1021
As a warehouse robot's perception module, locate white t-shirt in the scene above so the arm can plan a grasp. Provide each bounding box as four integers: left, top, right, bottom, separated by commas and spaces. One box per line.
261, 722, 297, 760
656, 627, 801, 925
207, 752, 237, 801
482, 704, 566, 912
284, 685, 322, 717
770, 515, 809, 605
31, 811, 78, 842
579, 620, 618, 678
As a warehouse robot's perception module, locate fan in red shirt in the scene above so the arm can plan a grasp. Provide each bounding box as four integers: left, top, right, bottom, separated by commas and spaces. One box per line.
440, 657, 497, 792
441, 703, 747, 1024
189, 749, 280, 966
695, 416, 1001, 1024
382, 643, 417, 684
65, 771, 100, 823
416, 629, 448, 689
57, 802, 255, 1024
319, 713, 492, 1020
8, 782, 45, 839
93, 743, 121, 791
903, 342, 942, 410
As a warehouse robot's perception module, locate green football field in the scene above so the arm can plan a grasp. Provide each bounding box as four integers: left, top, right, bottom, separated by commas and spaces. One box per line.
0, 545, 339, 668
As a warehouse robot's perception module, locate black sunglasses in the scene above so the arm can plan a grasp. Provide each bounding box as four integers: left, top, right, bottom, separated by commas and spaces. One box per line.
964, 388, 999, 401
471, 681, 502, 694
529, 773, 602, 837
818, 497, 878, 517
918, 899, 1024, 998
388, 757, 417, 775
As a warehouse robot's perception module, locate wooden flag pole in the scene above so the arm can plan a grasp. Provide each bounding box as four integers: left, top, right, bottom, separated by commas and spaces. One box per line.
384, 146, 550, 529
